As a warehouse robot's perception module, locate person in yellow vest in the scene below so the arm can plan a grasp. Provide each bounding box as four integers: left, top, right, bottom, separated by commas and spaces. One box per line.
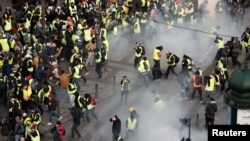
3, 16, 12, 38
153, 46, 163, 68
133, 42, 144, 68
182, 54, 193, 73
0, 34, 10, 53
68, 77, 77, 108
94, 48, 103, 79
30, 128, 40, 141
204, 75, 215, 105
120, 75, 130, 105
240, 27, 250, 54
125, 113, 138, 141
137, 56, 150, 87
165, 51, 178, 79
99, 24, 107, 40
72, 58, 87, 91
83, 93, 98, 123
214, 36, 224, 49
214, 68, 222, 99
22, 82, 32, 113
133, 18, 141, 42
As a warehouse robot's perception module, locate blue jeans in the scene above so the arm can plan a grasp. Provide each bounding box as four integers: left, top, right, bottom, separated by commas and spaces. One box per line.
74, 78, 81, 90
95, 62, 102, 78
49, 110, 60, 122
205, 91, 213, 105
85, 108, 98, 122
15, 134, 22, 141
215, 85, 221, 98
121, 91, 129, 104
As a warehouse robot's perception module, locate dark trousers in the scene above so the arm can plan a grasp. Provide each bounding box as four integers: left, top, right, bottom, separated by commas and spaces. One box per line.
95, 62, 103, 78
191, 87, 202, 101
134, 57, 141, 68
71, 122, 81, 139
153, 59, 160, 68
205, 114, 215, 129
165, 66, 177, 78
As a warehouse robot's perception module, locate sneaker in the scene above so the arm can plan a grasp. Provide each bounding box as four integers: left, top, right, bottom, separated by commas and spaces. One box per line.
85, 72, 89, 75
47, 122, 52, 126
200, 101, 204, 104
58, 116, 62, 121
184, 97, 188, 100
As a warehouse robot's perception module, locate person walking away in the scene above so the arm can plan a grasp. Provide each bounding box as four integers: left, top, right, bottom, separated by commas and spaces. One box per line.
133, 42, 144, 68
214, 68, 222, 99
70, 106, 82, 140
205, 98, 217, 130
153, 46, 163, 69
152, 66, 163, 93
68, 78, 77, 109
137, 56, 150, 87
190, 71, 203, 103
110, 115, 121, 141
219, 64, 228, 94
83, 93, 98, 123
165, 51, 178, 79
120, 75, 131, 105
94, 48, 103, 79
46, 97, 62, 126
125, 114, 139, 141
204, 75, 215, 105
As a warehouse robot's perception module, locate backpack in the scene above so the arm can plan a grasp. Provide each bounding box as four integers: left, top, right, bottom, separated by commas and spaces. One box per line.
174, 54, 179, 64
60, 124, 66, 136
16, 122, 25, 135
140, 46, 145, 55
122, 80, 130, 91
91, 96, 97, 105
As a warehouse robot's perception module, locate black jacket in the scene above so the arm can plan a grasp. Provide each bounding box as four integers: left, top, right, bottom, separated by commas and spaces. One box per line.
112, 116, 121, 135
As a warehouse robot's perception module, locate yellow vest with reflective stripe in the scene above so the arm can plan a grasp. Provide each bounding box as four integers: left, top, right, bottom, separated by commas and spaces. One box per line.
4, 20, 12, 31
68, 83, 77, 94
122, 18, 129, 27
0, 39, 10, 52
43, 86, 51, 97
96, 52, 102, 63
153, 48, 160, 60
134, 20, 140, 33
84, 29, 92, 41
77, 96, 83, 108
23, 117, 31, 125
30, 130, 40, 141
23, 87, 32, 101
85, 97, 94, 110
205, 76, 215, 92
127, 118, 137, 130
99, 28, 107, 39
73, 65, 82, 78
69, 5, 77, 15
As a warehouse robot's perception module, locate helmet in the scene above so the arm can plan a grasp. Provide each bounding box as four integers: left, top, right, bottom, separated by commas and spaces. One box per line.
128, 107, 134, 112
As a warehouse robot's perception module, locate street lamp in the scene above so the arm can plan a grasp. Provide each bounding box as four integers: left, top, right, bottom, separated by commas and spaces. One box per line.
179, 118, 191, 141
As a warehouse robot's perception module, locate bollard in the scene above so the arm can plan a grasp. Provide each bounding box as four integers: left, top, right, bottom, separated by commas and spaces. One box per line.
113, 76, 116, 91
95, 84, 98, 99
196, 114, 199, 128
